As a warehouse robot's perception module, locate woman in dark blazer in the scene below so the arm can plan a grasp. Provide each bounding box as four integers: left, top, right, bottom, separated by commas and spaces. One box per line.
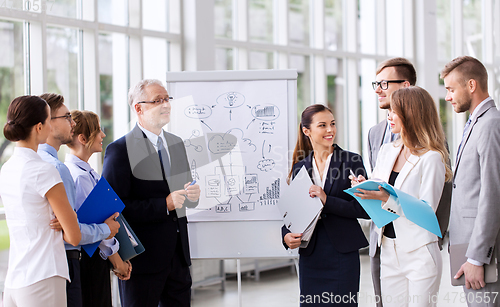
282, 104, 369, 306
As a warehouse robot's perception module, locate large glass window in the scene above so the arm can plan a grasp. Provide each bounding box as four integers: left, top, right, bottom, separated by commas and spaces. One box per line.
289, 0, 309, 47
0, 20, 24, 167
326, 57, 344, 147
143, 0, 168, 31
463, 0, 482, 59
324, 0, 342, 51
215, 0, 233, 39
99, 33, 115, 154
437, 0, 452, 61
98, 0, 128, 26
47, 0, 78, 19
215, 47, 234, 70
46, 26, 79, 111
248, 0, 273, 43
290, 54, 311, 118
144, 37, 168, 81
248, 50, 274, 70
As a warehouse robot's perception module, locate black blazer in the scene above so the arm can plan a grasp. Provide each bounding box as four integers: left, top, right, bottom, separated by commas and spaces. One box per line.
281, 145, 369, 256
102, 125, 198, 274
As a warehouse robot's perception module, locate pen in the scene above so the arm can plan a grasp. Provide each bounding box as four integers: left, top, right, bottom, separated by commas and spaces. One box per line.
349, 169, 359, 183
184, 180, 197, 199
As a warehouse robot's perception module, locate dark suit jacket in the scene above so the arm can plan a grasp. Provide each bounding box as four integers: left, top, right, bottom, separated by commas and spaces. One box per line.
102, 125, 197, 274
281, 145, 369, 256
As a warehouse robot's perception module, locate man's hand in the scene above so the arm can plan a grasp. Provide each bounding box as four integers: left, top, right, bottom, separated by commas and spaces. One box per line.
50, 217, 63, 231
284, 233, 302, 249
184, 182, 200, 202
104, 213, 120, 239
455, 261, 486, 290
166, 190, 187, 211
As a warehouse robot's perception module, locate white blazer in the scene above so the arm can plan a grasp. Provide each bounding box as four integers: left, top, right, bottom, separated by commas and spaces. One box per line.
372, 142, 446, 253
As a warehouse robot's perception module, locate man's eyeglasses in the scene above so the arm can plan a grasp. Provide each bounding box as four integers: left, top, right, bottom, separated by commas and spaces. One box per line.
137, 97, 173, 105
371, 80, 406, 90
51, 113, 72, 122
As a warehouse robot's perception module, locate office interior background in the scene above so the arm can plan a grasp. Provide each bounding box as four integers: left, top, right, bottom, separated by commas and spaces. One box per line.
0, 0, 499, 305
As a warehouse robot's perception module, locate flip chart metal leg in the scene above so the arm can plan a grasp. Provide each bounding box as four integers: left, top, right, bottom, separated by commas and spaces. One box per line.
237, 258, 242, 307
294, 257, 300, 280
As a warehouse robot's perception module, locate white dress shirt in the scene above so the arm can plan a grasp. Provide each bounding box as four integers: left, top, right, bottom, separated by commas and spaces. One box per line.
0, 147, 69, 289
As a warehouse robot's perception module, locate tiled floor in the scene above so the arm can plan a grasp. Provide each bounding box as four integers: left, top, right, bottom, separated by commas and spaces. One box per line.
192, 247, 468, 307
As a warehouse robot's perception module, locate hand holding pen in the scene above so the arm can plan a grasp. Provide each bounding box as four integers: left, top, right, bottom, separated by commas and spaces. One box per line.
184, 180, 200, 202
349, 169, 366, 187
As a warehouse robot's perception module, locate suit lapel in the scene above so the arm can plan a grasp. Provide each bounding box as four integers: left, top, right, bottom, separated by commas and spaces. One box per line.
455, 100, 496, 175
323, 146, 341, 195
394, 154, 419, 189
376, 144, 402, 182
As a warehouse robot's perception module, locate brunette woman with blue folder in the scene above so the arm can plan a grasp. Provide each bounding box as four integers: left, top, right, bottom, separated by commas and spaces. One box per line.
65, 110, 131, 307
281, 104, 369, 306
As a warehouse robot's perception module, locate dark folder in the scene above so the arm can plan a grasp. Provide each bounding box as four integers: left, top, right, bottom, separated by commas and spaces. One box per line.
77, 177, 125, 256
450, 243, 498, 286
115, 215, 145, 261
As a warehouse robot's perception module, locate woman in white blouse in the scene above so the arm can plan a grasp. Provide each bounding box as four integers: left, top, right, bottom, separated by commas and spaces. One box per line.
0, 95, 81, 307
65, 110, 131, 307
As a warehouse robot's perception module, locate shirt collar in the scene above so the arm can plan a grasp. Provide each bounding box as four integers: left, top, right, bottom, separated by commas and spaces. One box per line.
137, 123, 167, 150
470, 97, 493, 120
65, 153, 91, 172
14, 146, 42, 159
38, 143, 58, 158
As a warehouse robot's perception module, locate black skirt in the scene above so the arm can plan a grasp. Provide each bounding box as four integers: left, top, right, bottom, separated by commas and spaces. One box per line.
299, 220, 360, 306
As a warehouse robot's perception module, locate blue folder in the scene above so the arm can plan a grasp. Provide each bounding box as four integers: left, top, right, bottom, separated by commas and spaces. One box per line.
76, 177, 126, 256
344, 180, 442, 237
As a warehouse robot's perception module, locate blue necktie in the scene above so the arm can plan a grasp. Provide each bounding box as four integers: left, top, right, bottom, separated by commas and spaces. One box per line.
157, 137, 171, 179
457, 117, 472, 160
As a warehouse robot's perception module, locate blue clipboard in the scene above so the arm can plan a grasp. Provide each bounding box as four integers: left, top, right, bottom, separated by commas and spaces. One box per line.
76, 177, 126, 256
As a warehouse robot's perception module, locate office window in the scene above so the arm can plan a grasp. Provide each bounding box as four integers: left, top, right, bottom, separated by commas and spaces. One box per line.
98, 0, 128, 26
99, 33, 119, 154
437, 0, 452, 61
289, 0, 309, 47
326, 57, 344, 147
215, 0, 233, 39
46, 27, 79, 110
248, 0, 273, 43
358, 0, 376, 54
143, 0, 168, 31
215, 47, 234, 70
248, 50, 273, 70
291, 54, 311, 117
325, 0, 342, 51
47, 0, 78, 19
144, 37, 168, 82
463, 0, 482, 59
0, 20, 24, 166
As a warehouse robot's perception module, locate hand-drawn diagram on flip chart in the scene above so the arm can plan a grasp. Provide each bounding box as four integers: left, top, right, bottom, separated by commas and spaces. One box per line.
169, 79, 289, 222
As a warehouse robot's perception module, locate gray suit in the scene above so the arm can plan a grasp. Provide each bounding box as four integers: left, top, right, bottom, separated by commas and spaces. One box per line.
449, 98, 500, 306
367, 119, 452, 307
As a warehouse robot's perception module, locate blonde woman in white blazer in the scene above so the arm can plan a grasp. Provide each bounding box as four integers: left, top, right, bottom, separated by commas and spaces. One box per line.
352, 86, 452, 307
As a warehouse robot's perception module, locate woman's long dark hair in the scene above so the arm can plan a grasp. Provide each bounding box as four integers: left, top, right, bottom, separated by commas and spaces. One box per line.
287, 104, 333, 182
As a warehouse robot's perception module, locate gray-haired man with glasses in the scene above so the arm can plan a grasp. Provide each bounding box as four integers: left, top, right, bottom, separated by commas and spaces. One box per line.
102, 79, 200, 307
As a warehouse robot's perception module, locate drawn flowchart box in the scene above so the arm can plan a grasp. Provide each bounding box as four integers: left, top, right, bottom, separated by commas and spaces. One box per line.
205, 175, 221, 198
239, 202, 255, 212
